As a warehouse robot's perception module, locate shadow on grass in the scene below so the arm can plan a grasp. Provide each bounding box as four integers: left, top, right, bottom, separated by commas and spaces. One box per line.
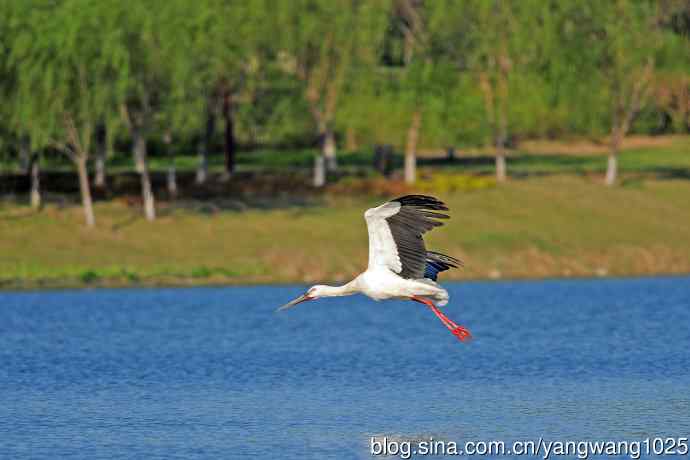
421, 153, 599, 171
158, 196, 321, 217
420, 152, 690, 180
111, 213, 140, 231
649, 167, 690, 180
2, 150, 690, 214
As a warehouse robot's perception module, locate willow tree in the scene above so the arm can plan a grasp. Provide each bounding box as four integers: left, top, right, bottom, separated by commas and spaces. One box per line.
375, 0, 474, 184
8, 0, 125, 226
115, 0, 181, 220
1, 2, 39, 206
453, 0, 544, 182
339, 0, 434, 185
595, 1, 669, 186
554, 0, 682, 185
273, 0, 389, 186
393, 0, 432, 185
399, 65, 433, 185
174, 0, 270, 183
655, 1, 690, 133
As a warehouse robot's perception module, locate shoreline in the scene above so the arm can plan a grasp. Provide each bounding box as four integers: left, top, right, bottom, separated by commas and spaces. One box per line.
3, 270, 689, 292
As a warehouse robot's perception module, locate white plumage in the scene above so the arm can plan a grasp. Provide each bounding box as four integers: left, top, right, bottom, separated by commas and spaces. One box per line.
278, 195, 471, 342
364, 200, 403, 273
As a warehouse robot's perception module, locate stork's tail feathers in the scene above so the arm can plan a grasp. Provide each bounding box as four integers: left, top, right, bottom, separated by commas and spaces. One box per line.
424, 251, 463, 282
435, 288, 450, 307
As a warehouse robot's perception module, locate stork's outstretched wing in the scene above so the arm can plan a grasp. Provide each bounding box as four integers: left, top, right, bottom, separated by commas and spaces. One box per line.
364, 195, 455, 280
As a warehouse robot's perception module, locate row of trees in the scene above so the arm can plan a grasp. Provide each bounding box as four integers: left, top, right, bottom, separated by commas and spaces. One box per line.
2, 0, 690, 226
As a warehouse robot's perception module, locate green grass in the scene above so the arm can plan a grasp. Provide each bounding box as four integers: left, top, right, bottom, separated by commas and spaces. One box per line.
1, 174, 690, 289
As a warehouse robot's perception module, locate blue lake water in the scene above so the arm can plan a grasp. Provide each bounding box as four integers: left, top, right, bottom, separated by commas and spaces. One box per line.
1, 277, 689, 459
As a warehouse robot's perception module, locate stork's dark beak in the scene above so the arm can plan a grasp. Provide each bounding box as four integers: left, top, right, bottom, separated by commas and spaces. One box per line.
277, 294, 312, 312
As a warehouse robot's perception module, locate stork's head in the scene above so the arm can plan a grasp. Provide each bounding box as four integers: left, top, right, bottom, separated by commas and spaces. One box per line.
277, 285, 329, 311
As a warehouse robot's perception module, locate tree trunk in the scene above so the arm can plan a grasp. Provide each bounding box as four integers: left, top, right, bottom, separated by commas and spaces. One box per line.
605, 130, 621, 186
163, 131, 177, 198
29, 153, 41, 210
313, 154, 326, 187
404, 110, 421, 185
195, 137, 208, 184
196, 107, 215, 184
605, 153, 618, 186
374, 144, 393, 176
76, 156, 95, 227
133, 128, 156, 221
495, 110, 508, 182
222, 91, 236, 178
19, 135, 31, 173
495, 153, 506, 182
323, 128, 337, 172
167, 166, 177, 198
94, 124, 107, 188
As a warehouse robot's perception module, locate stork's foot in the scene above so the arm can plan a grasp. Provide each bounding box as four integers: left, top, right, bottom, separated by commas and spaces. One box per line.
452, 325, 472, 342
411, 295, 472, 343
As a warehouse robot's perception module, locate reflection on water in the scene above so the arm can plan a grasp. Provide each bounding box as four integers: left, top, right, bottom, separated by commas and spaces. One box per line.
1, 277, 689, 459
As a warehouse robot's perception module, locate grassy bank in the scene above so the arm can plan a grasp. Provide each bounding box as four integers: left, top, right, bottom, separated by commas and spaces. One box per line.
1, 173, 690, 289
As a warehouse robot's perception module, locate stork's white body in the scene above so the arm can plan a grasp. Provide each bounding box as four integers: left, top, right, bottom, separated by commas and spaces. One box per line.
278, 195, 471, 342
352, 268, 449, 305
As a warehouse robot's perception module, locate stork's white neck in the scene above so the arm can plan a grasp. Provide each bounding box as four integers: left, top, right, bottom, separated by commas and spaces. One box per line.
314, 278, 361, 297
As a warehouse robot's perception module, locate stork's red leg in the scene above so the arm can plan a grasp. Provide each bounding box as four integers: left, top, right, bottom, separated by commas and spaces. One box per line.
411, 296, 472, 342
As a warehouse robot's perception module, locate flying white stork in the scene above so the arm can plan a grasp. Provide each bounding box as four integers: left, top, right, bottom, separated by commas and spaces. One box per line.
278, 195, 471, 342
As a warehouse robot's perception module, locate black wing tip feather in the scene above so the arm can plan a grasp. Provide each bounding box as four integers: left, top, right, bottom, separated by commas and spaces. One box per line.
392, 195, 448, 211
426, 251, 464, 268
424, 251, 464, 281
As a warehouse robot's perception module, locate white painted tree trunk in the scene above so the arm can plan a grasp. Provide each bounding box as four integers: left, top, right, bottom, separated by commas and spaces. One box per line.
140, 170, 156, 222
495, 124, 508, 182
404, 152, 416, 185
404, 111, 421, 185
133, 129, 156, 221
605, 153, 618, 186
76, 156, 95, 227
605, 130, 621, 186
495, 153, 507, 182
323, 128, 337, 172
29, 154, 41, 210
313, 155, 326, 187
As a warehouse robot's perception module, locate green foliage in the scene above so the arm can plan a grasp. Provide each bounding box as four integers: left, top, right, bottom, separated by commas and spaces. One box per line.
79, 269, 100, 284
2, 0, 690, 163
6, 0, 128, 150
190, 266, 212, 278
